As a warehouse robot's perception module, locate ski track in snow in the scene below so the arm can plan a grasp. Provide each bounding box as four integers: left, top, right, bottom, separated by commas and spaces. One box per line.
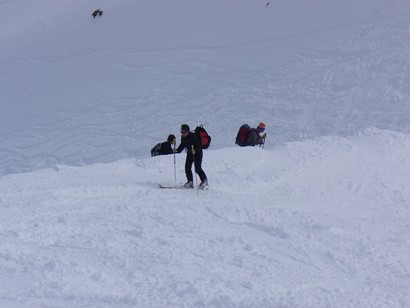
1, 1, 410, 175
1, 130, 409, 307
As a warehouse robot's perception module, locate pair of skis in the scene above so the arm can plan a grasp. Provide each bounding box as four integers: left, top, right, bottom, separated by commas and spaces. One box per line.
158, 184, 208, 190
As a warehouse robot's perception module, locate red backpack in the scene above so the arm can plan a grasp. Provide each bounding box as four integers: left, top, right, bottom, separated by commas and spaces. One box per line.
235, 124, 251, 146
195, 125, 211, 149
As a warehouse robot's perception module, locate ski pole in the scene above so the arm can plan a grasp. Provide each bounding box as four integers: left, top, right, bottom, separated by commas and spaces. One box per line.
173, 141, 177, 186
191, 145, 199, 190
260, 133, 267, 148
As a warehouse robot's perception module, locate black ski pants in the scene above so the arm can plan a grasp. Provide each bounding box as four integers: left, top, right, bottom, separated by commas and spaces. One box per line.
185, 150, 207, 182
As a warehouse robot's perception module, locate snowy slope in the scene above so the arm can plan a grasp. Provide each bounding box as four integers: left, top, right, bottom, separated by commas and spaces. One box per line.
1, 129, 409, 307
1, 0, 410, 174
1, 0, 410, 306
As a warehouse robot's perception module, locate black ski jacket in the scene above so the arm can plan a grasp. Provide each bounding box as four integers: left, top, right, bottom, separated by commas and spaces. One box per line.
158, 141, 174, 155
176, 132, 202, 154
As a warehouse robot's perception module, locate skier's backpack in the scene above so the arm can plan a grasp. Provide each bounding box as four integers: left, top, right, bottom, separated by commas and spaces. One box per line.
151, 143, 162, 157
195, 125, 211, 149
235, 124, 251, 146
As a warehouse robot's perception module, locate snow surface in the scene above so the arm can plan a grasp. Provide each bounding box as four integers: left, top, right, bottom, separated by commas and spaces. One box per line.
1, 0, 410, 307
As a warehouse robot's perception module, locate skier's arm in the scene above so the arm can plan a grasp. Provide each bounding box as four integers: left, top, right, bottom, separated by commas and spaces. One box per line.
175, 142, 185, 153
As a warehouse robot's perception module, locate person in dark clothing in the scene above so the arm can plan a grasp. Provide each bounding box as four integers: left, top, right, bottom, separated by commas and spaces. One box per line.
246, 122, 266, 146
175, 124, 208, 189
151, 134, 176, 157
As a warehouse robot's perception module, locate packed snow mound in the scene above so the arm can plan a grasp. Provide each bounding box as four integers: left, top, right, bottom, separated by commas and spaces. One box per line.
1, 130, 409, 307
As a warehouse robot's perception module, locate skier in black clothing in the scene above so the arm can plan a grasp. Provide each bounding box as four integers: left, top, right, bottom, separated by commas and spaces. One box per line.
175, 124, 208, 189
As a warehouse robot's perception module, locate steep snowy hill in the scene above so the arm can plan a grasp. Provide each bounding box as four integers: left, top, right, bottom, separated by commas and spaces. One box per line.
1, 0, 410, 174
1, 130, 409, 307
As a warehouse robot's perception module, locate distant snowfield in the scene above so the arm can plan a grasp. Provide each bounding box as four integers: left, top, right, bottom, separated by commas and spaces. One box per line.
1, 0, 410, 175
1, 129, 409, 307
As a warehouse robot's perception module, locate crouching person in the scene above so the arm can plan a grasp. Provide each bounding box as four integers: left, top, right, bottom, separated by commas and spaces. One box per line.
151, 134, 176, 157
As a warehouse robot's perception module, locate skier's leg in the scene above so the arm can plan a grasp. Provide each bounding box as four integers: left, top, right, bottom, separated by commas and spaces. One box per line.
185, 154, 194, 182
194, 151, 207, 181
